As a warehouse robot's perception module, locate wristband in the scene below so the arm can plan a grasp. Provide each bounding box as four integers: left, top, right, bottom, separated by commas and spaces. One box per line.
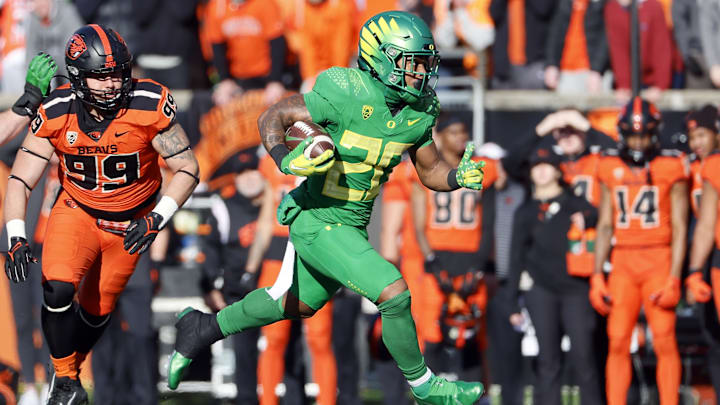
152, 196, 179, 229
6, 219, 26, 249
447, 168, 460, 190
270, 144, 290, 170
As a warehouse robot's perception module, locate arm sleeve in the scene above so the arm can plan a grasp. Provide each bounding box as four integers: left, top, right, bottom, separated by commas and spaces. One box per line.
545, 0, 571, 67
586, 0, 609, 73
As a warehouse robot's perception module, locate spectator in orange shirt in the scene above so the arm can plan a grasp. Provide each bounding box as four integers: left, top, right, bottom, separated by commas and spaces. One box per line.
544, 0, 610, 93
204, 0, 288, 106
284, 0, 356, 92
434, 0, 495, 54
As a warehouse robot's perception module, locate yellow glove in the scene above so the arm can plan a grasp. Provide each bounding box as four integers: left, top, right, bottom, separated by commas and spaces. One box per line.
281, 137, 335, 176
455, 143, 485, 190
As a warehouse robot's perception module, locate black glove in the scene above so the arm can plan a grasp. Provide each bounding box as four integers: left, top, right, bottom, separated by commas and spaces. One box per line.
4, 237, 37, 283
123, 212, 163, 255
238, 271, 259, 297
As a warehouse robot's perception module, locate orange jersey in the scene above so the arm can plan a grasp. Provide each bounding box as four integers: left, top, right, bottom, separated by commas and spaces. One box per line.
205, 0, 284, 79
32, 80, 175, 219
383, 159, 421, 258
561, 150, 601, 206
259, 155, 296, 237
700, 152, 720, 249
689, 155, 703, 218
597, 150, 687, 248
420, 158, 499, 253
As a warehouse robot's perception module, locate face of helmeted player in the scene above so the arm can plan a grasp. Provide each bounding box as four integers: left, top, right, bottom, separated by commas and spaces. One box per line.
625, 133, 654, 154
402, 56, 429, 92
85, 71, 123, 102
235, 169, 264, 199
530, 162, 561, 189
438, 122, 469, 157
688, 127, 718, 160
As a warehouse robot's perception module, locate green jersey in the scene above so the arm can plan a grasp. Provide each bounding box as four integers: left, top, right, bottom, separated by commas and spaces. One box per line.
301, 67, 439, 227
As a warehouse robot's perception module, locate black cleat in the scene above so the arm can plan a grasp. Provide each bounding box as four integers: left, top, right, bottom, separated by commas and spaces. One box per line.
167, 307, 224, 390
46, 373, 88, 405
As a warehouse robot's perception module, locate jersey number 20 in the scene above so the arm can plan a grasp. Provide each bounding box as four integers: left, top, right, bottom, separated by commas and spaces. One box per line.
65, 153, 140, 192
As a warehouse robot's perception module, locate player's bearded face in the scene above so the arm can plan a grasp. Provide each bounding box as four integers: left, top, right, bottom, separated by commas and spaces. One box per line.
688, 127, 718, 159
85, 71, 123, 103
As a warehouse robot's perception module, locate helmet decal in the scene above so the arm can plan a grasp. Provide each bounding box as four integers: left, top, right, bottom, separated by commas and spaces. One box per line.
67, 34, 87, 60
89, 24, 116, 68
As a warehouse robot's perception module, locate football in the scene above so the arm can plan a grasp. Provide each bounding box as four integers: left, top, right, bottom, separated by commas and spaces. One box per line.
285, 121, 334, 159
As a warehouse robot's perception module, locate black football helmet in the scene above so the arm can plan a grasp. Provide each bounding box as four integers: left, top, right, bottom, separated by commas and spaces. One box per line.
617, 96, 661, 165
65, 24, 132, 112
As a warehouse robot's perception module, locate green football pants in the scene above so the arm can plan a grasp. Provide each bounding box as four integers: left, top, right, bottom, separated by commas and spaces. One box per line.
288, 210, 403, 310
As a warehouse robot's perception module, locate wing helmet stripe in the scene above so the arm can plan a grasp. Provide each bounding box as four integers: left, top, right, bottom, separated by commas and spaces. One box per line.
89, 24, 114, 65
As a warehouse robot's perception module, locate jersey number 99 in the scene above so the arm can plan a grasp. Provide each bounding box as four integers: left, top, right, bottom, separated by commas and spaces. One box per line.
65, 153, 140, 192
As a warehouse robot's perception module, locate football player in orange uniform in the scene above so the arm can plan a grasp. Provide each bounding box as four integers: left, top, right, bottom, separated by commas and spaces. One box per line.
411, 115, 504, 383
248, 155, 337, 405
2, 25, 199, 405
684, 106, 720, 401
590, 97, 688, 405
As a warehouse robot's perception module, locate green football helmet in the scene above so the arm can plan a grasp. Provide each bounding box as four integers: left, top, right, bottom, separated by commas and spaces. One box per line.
358, 11, 440, 101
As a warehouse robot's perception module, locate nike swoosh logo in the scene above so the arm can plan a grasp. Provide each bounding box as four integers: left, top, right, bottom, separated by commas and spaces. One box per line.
115, 131, 129, 137
407, 118, 421, 126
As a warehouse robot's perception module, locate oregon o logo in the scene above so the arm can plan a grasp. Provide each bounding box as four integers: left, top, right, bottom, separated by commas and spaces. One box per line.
386, 120, 396, 129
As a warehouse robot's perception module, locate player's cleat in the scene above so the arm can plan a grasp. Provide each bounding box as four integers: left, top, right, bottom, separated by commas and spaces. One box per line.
167, 307, 224, 390
45, 373, 88, 405
412, 375, 484, 405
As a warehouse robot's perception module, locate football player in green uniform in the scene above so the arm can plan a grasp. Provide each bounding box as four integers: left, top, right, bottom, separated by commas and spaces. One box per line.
167, 11, 485, 404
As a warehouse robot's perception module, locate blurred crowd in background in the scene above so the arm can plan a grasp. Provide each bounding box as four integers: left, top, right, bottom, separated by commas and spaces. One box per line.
1, 1, 720, 405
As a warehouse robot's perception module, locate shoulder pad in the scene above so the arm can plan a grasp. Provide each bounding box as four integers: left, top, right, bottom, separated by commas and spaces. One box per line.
42, 86, 75, 120
127, 79, 165, 112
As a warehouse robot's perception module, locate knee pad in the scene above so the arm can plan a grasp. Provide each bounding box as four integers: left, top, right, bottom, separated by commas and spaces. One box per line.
377, 289, 411, 318
77, 305, 111, 328
42, 281, 76, 312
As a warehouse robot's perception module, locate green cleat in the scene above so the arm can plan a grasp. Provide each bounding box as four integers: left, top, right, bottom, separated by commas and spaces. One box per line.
167, 306, 224, 390
412, 375, 484, 405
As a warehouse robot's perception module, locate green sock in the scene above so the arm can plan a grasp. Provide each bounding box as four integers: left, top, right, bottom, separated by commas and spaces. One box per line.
376, 290, 428, 382
216, 288, 287, 336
